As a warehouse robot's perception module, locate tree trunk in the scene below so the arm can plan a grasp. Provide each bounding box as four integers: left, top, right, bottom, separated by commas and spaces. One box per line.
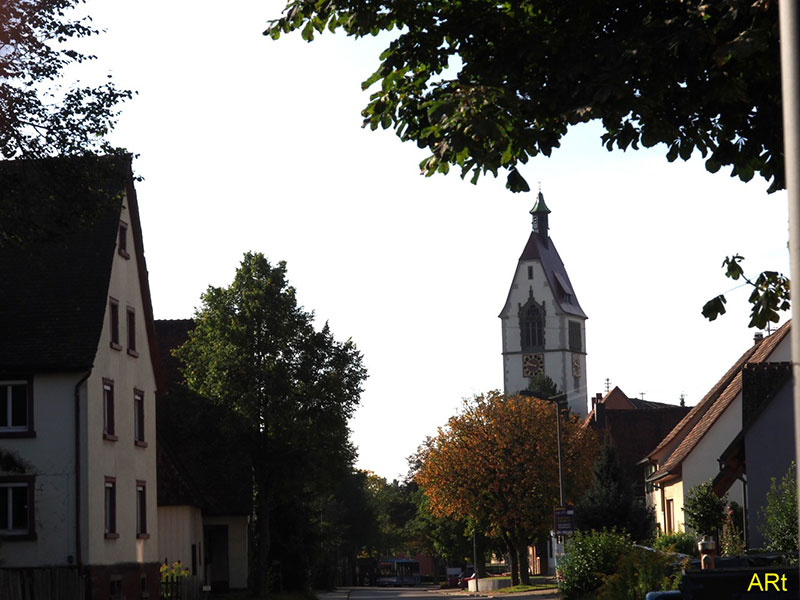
516, 539, 531, 586
502, 532, 519, 586
475, 531, 488, 578
251, 479, 272, 596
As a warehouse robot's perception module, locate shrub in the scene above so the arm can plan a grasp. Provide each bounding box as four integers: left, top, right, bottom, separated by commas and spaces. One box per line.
653, 531, 697, 557
597, 547, 681, 600
683, 481, 726, 538
760, 462, 798, 556
557, 530, 631, 599
720, 502, 745, 557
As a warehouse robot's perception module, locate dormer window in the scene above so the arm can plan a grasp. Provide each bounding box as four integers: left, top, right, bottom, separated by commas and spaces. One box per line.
118, 221, 129, 259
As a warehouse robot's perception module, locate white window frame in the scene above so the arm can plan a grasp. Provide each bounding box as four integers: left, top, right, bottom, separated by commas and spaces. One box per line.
0, 380, 30, 433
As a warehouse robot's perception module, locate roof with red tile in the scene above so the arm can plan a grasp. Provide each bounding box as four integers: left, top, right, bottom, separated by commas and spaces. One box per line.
646, 321, 791, 481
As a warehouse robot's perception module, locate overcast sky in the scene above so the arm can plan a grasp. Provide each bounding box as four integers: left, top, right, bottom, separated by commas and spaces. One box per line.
71, 1, 790, 481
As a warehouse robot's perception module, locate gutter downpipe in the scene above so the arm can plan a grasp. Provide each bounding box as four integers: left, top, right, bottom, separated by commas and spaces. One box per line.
780, 0, 800, 566
74, 370, 91, 570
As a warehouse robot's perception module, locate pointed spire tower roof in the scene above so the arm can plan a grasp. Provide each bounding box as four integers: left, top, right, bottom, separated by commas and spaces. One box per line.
514, 192, 586, 318
529, 190, 551, 235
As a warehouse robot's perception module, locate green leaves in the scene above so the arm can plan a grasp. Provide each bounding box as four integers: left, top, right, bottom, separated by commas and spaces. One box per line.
268, 0, 783, 194
702, 255, 790, 329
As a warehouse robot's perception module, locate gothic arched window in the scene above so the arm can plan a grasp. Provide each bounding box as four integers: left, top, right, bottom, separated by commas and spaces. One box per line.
519, 298, 545, 351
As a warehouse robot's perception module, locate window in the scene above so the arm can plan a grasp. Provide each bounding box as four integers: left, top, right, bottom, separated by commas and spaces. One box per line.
518, 297, 545, 351
666, 499, 675, 534
103, 379, 117, 441
105, 477, 117, 538
136, 481, 148, 538
0, 380, 33, 436
118, 221, 129, 259
134, 389, 146, 447
109, 298, 121, 350
109, 577, 123, 600
527, 265, 533, 280
0, 476, 34, 538
568, 321, 582, 352
127, 307, 138, 357
191, 544, 198, 575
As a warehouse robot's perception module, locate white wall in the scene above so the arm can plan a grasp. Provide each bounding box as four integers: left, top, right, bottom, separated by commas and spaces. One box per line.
500, 258, 588, 417
204, 515, 250, 590
85, 191, 159, 566
0, 372, 82, 566
158, 505, 204, 576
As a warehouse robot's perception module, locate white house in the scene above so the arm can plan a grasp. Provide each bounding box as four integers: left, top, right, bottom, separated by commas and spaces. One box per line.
0, 156, 162, 600
643, 322, 791, 536
499, 192, 588, 417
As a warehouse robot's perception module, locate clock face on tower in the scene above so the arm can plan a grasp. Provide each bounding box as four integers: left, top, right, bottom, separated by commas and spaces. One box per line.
572, 353, 581, 378
522, 353, 544, 377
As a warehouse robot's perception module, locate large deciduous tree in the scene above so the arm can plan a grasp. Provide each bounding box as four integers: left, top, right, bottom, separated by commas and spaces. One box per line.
268, 1, 780, 194
0, 1, 134, 246
174, 252, 366, 594
416, 392, 595, 585
1, 0, 132, 160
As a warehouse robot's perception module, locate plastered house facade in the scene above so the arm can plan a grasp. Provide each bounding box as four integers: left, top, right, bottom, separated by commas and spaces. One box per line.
0, 157, 162, 600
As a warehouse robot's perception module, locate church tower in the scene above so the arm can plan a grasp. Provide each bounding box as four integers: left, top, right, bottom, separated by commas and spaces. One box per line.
499, 192, 588, 417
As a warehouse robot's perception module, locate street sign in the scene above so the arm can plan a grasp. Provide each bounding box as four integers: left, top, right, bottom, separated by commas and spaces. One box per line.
554, 505, 575, 536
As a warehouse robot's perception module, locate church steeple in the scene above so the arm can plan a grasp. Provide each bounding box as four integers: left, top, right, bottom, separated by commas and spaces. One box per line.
530, 191, 550, 236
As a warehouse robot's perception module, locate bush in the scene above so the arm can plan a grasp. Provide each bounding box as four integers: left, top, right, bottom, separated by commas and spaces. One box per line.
683, 481, 726, 538
760, 462, 798, 556
557, 530, 631, 599
652, 531, 697, 557
597, 547, 682, 600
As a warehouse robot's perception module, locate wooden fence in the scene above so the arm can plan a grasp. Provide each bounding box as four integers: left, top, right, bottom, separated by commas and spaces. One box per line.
0, 567, 86, 600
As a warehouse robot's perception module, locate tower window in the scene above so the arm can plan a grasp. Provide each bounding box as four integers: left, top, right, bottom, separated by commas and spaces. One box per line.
569, 321, 582, 352
519, 298, 545, 351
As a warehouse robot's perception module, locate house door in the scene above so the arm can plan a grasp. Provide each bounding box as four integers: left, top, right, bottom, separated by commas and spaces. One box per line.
205, 525, 230, 592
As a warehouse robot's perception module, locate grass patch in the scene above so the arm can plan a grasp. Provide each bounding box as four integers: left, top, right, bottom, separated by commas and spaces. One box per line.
497, 583, 558, 593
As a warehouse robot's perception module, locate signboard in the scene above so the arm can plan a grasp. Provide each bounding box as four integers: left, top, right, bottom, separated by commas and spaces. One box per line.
554, 505, 575, 536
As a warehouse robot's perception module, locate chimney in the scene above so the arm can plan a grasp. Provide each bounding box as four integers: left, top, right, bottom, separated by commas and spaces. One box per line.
754, 332, 764, 344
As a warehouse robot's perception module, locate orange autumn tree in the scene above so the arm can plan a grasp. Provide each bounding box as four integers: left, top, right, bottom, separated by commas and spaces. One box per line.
415, 391, 595, 586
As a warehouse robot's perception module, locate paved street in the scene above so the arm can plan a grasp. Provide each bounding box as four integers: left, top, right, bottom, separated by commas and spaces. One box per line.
319, 585, 561, 600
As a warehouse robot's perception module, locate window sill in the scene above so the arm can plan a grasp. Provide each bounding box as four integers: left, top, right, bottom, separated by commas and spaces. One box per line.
103, 433, 118, 442
104, 532, 119, 540
137, 533, 150, 540
127, 348, 139, 358
0, 532, 36, 541
134, 440, 148, 448
110, 342, 122, 351
0, 430, 36, 439
118, 249, 130, 259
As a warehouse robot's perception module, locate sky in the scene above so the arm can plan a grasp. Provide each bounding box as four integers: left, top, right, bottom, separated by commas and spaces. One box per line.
66, 1, 790, 482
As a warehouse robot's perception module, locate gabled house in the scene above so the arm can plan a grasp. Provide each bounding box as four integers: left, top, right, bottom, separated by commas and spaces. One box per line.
643, 322, 791, 535
713, 361, 794, 549
0, 156, 162, 599
155, 318, 251, 592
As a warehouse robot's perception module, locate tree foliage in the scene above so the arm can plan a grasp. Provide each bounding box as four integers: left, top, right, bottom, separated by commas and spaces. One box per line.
575, 443, 655, 542
760, 462, 798, 556
702, 254, 790, 329
0, 0, 133, 160
174, 252, 366, 593
268, 0, 781, 194
416, 391, 595, 584
683, 481, 726, 538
